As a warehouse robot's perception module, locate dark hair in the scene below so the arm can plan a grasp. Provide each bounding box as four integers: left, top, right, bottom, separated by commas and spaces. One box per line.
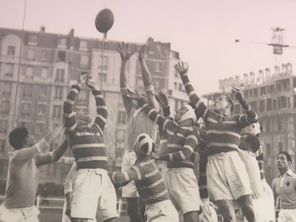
278, 151, 292, 163
9, 127, 29, 150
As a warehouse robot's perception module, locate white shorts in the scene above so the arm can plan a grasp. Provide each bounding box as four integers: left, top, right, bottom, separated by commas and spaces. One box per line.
0, 204, 39, 222
146, 200, 178, 222
165, 168, 201, 214
237, 149, 263, 198
207, 151, 252, 201
121, 151, 139, 198
71, 168, 118, 220
278, 209, 296, 222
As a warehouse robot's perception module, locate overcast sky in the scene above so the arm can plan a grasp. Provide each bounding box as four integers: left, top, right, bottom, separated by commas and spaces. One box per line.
1, 0, 296, 94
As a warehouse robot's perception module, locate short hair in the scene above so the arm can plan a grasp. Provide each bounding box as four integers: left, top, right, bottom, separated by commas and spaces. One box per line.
278, 151, 292, 163
9, 127, 29, 150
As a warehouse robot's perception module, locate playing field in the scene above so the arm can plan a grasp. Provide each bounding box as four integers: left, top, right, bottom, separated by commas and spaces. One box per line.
39, 208, 129, 222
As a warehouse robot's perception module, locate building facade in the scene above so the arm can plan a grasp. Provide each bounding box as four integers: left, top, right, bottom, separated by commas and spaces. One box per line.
204, 62, 296, 184
0, 27, 188, 186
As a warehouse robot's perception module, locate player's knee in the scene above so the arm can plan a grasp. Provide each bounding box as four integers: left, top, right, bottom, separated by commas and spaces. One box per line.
238, 195, 255, 221
184, 211, 199, 222
215, 200, 235, 221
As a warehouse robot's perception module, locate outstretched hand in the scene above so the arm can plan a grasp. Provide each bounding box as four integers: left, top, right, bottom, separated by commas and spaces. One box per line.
124, 90, 147, 106
155, 91, 169, 107
77, 72, 88, 87
174, 62, 188, 76
86, 76, 98, 91
117, 42, 134, 61
231, 87, 243, 101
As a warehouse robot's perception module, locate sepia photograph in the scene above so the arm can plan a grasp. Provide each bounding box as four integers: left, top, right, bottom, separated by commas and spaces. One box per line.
0, 0, 296, 221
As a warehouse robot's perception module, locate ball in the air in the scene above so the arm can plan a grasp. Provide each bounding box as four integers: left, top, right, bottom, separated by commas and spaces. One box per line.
95, 9, 114, 33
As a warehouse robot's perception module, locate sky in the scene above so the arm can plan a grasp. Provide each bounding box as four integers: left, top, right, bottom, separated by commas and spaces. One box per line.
1, 0, 296, 94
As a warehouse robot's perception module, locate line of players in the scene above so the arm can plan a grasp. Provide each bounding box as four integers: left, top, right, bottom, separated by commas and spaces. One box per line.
0, 42, 276, 222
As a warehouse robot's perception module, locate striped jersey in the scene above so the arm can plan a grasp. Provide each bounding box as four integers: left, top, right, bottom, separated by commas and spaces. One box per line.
141, 103, 199, 169
180, 74, 258, 156
197, 127, 209, 199
63, 84, 108, 170
256, 145, 264, 179
111, 159, 169, 205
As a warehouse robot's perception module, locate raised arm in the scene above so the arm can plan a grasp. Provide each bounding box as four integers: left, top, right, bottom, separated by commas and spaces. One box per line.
117, 42, 135, 114
63, 73, 87, 133
174, 62, 208, 120
232, 87, 258, 127
109, 164, 144, 187
11, 126, 64, 165
158, 128, 199, 162
138, 44, 159, 112
35, 137, 68, 166
86, 77, 108, 135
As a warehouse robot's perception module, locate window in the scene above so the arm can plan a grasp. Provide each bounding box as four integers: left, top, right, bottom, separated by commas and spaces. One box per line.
58, 38, 67, 48
28, 35, 37, 45
41, 68, 48, 79
36, 122, 44, 134
179, 83, 183, 91
0, 140, 5, 153
267, 98, 272, 111
80, 55, 89, 66
21, 103, 31, 116
118, 111, 126, 124
40, 50, 48, 61
99, 72, 107, 83
52, 105, 62, 118
25, 66, 33, 78
1, 101, 10, 114
2, 82, 12, 96
174, 69, 179, 78
259, 100, 265, 112
37, 104, 46, 116
55, 69, 65, 83
54, 86, 63, 99
27, 49, 35, 60
116, 129, 126, 142
277, 119, 282, 132
23, 85, 33, 97
57, 51, 66, 62
174, 82, 178, 90
154, 62, 161, 72
0, 120, 8, 133
79, 40, 88, 51
278, 142, 283, 151
4, 63, 13, 77
7, 45, 15, 56
99, 56, 108, 70
39, 86, 47, 98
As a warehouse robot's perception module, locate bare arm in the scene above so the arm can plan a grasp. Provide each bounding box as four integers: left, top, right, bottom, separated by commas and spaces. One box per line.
175, 62, 208, 120
117, 42, 135, 114
138, 44, 159, 112
11, 139, 49, 165
35, 139, 68, 166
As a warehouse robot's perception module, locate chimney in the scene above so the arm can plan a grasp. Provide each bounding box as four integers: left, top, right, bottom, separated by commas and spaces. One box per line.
40, 26, 46, 32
